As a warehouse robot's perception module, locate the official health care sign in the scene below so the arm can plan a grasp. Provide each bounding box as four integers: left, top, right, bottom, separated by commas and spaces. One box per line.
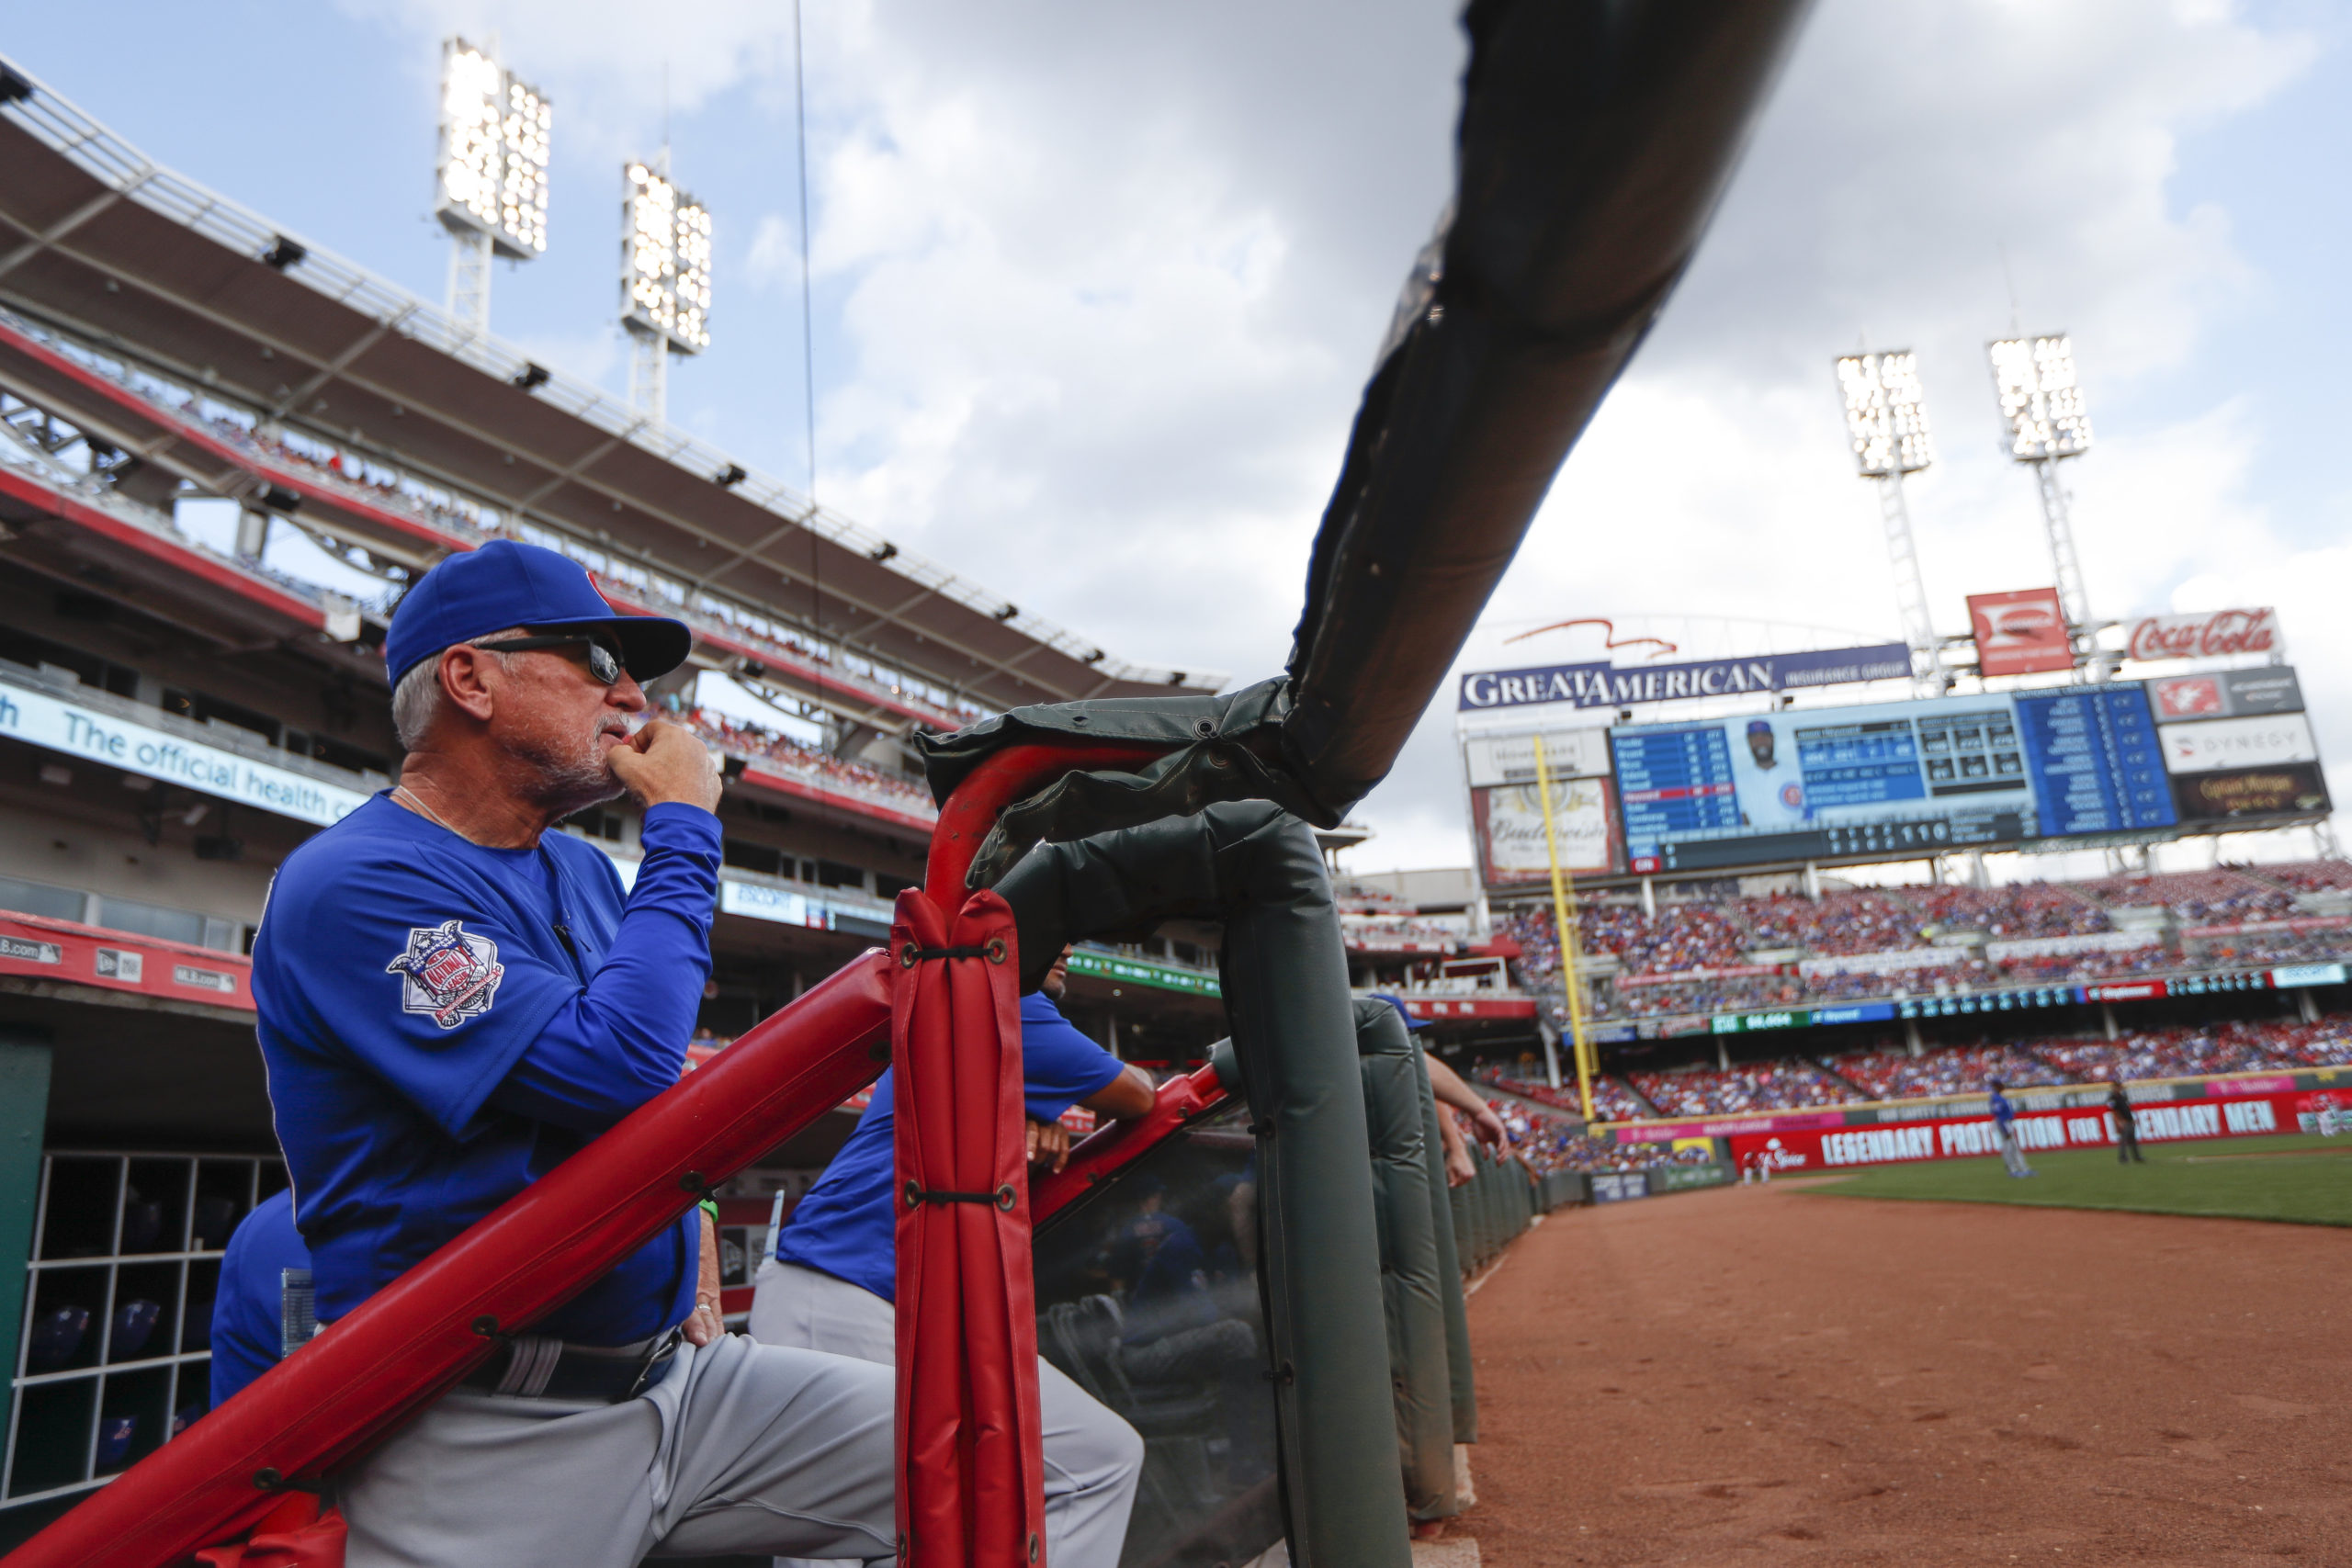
0, 672, 369, 827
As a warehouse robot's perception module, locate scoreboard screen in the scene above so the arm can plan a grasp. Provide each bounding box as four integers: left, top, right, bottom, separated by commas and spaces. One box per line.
1611, 683, 2177, 873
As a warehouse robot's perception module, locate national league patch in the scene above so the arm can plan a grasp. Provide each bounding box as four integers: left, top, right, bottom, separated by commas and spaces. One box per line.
386, 919, 506, 1029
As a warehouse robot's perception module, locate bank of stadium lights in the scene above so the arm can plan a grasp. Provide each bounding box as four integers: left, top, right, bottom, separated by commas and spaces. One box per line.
1989, 333, 2095, 637
621, 161, 713, 422
1834, 350, 1944, 695
435, 38, 551, 340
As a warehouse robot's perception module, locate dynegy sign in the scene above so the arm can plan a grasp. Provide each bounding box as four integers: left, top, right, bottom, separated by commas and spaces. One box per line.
0, 675, 371, 827
1459, 644, 1912, 713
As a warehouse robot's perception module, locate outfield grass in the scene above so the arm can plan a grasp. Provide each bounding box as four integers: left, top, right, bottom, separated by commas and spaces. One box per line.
1805, 1132, 2352, 1227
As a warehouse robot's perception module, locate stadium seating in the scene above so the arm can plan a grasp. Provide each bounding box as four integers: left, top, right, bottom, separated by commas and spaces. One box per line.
2068, 868, 2297, 922
1905, 882, 2112, 937
1821, 1041, 2070, 1100
1628, 1060, 1861, 1115
1736, 889, 1925, 954
1497, 861, 2352, 1025
684, 706, 936, 814
1478, 1090, 1713, 1176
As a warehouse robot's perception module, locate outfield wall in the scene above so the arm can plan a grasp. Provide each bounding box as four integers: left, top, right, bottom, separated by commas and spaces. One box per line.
1724, 1088, 2335, 1175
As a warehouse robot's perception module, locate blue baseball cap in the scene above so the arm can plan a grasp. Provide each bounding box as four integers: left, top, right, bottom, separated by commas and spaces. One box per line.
385, 540, 693, 685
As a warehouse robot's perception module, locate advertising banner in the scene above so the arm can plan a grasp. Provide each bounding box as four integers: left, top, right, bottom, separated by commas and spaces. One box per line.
1471, 776, 1621, 886
0, 671, 370, 827
1609, 682, 2173, 874
1795, 948, 1967, 977
1458, 643, 1912, 714
2159, 712, 2319, 775
1724, 1089, 2307, 1173
2147, 666, 2302, 724
1967, 588, 2071, 676
2172, 762, 2332, 823
1463, 727, 1612, 787
2124, 607, 2278, 663
1981, 930, 2161, 962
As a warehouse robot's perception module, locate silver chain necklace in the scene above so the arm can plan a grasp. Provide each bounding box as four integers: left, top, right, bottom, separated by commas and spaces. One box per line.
392, 784, 461, 836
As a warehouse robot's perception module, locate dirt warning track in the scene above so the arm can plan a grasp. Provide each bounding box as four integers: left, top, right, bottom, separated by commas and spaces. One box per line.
1460, 1181, 2352, 1566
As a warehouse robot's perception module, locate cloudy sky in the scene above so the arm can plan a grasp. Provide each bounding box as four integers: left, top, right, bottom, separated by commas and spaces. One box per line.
8, 0, 2347, 876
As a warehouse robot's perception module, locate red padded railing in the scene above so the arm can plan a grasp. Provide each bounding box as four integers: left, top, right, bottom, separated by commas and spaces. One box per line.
1, 953, 895, 1567
899, 742, 1173, 1568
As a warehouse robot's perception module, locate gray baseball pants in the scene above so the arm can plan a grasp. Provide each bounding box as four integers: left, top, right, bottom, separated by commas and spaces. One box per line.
750, 1258, 1145, 1568
1997, 1123, 2033, 1176
337, 1330, 898, 1566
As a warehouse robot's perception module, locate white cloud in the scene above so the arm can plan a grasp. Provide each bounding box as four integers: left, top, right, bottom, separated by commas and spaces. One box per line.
349, 0, 2322, 875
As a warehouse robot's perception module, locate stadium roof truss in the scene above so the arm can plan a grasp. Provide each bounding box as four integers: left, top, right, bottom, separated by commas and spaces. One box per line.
0, 58, 1221, 720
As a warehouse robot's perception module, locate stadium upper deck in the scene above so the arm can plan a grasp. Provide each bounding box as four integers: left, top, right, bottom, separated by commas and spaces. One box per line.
0, 58, 1222, 732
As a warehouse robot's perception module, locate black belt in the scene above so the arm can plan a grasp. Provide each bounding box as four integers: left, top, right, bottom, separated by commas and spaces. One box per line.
461, 1330, 680, 1403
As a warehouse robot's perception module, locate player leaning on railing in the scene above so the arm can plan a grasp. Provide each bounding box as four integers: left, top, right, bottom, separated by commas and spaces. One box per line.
244, 540, 915, 1566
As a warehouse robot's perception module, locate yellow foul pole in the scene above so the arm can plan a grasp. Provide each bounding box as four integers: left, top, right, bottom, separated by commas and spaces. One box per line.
1531, 736, 1597, 1122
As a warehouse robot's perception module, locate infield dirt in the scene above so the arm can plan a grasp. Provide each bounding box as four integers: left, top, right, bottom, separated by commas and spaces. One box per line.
1459, 1179, 2352, 1565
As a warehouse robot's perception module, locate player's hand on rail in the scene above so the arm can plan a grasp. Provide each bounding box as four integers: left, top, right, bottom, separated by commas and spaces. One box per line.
610, 719, 724, 813
1026, 1116, 1072, 1174
684, 1213, 725, 1347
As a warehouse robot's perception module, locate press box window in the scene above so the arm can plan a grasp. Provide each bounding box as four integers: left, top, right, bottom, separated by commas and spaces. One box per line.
722, 840, 786, 878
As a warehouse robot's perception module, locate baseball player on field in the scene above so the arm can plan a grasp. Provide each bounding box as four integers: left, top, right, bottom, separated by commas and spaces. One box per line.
253, 540, 910, 1567
749, 946, 1156, 1567
1987, 1078, 2035, 1179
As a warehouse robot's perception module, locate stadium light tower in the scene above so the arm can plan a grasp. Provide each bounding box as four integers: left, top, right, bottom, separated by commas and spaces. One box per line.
435, 38, 552, 341
1988, 333, 2094, 639
1835, 349, 1944, 696
621, 158, 713, 423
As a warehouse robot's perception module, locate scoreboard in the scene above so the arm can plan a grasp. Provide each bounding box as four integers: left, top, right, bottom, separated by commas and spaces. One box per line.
1611, 683, 2177, 874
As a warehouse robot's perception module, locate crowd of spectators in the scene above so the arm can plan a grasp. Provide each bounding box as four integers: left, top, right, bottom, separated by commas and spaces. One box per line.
684, 707, 936, 814
1475, 1085, 1712, 1174
2032, 1023, 2293, 1083
1826, 1041, 2071, 1100
1993, 947, 2171, 986
2259, 1017, 2352, 1066
1498, 863, 2352, 1027
2072, 868, 2298, 923
1629, 1060, 1862, 1117
1797, 964, 1973, 1001
2266, 862, 2352, 895
1484, 1071, 1657, 1124
1738, 890, 1926, 954
1908, 883, 2112, 938
1598, 975, 1789, 1020
2187, 929, 2352, 967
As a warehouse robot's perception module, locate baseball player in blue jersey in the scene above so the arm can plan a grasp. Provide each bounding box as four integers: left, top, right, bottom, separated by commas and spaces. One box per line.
750, 949, 1156, 1567
1988, 1078, 2035, 1178
209, 1189, 312, 1408
253, 541, 901, 1567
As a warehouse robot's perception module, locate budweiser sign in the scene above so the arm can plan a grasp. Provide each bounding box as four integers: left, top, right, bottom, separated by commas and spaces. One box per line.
2125, 607, 2278, 662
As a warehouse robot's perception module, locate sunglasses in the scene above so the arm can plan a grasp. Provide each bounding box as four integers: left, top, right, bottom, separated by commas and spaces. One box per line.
470, 634, 627, 686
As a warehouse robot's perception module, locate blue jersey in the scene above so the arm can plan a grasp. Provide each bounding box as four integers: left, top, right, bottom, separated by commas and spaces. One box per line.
210, 1189, 311, 1407
778, 992, 1124, 1302
1989, 1089, 2016, 1128
253, 795, 721, 1346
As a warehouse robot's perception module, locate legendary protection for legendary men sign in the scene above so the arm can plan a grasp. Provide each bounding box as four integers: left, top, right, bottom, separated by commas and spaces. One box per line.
1458, 644, 1912, 712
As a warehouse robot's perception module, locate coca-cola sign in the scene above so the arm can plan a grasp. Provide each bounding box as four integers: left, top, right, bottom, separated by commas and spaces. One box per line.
2125, 607, 2278, 662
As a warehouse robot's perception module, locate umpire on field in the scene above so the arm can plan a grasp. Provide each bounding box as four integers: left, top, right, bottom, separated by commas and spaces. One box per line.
253, 541, 899, 1567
